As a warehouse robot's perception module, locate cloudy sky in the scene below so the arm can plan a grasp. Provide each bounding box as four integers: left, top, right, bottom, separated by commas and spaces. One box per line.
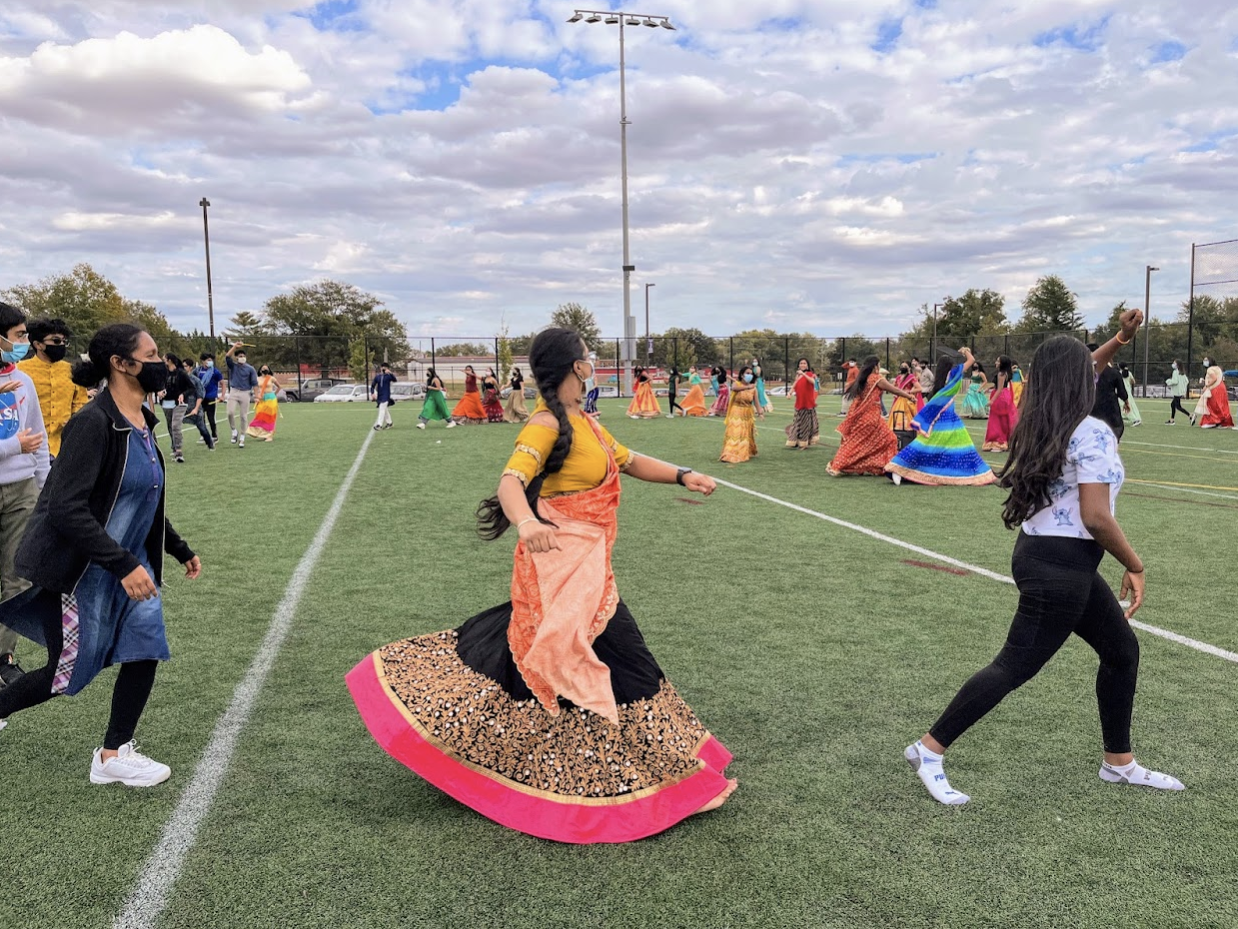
1, 0, 1236, 342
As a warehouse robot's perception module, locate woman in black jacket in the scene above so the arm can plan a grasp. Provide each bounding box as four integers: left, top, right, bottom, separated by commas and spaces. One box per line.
0, 323, 201, 787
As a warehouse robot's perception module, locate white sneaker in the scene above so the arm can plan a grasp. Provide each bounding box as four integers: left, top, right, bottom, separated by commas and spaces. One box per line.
417, 422, 426, 430
446, 421, 457, 429
1099, 760, 1184, 792
0, 718, 7, 732
90, 742, 171, 787
230, 431, 238, 444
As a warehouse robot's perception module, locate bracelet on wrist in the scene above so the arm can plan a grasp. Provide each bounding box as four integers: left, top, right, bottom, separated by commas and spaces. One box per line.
1115, 332, 1132, 345
516, 517, 538, 530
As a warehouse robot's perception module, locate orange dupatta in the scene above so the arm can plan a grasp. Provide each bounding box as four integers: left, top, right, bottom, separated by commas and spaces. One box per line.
508, 416, 622, 724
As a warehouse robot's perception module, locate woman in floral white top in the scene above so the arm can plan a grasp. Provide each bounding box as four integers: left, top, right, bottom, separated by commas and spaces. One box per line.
905, 311, 1183, 805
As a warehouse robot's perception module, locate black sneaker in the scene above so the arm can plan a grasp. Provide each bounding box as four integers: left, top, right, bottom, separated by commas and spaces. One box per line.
0, 655, 24, 687
175, 455, 185, 464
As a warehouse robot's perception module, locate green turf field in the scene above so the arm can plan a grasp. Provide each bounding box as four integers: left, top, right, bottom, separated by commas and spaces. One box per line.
7, 396, 1238, 929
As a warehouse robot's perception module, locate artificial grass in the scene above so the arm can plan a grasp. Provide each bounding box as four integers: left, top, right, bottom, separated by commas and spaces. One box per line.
6, 398, 1238, 929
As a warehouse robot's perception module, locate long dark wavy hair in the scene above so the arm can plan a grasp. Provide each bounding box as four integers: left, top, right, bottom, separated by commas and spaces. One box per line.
476, 327, 586, 540
931, 354, 961, 397
994, 355, 1014, 388
998, 336, 1096, 529
844, 355, 881, 400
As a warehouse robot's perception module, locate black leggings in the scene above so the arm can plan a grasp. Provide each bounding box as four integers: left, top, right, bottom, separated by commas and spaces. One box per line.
204, 399, 218, 438
1169, 396, 1190, 420
0, 591, 158, 749
668, 395, 683, 414
929, 534, 1139, 754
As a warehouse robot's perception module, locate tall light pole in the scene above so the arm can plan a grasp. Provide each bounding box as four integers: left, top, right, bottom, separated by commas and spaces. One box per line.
1142, 265, 1158, 397
199, 197, 216, 339
567, 9, 676, 394
644, 282, 655, 359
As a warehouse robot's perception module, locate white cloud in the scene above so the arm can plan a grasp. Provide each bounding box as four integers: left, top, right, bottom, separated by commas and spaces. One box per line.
1, 0, 1237, 340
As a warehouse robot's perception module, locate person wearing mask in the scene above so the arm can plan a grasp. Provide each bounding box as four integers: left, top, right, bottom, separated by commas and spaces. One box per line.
371, 362, 397, 431
1165, 360, 1190, 425
719, 365, 760, 463
0, 323, 201, 785
1087, 344, 1128, 442
196, 353, 224, 441
0, 302, 50, 688
224, 341, 259, 448
161, 354, 198, 464
18, 318, 90, 459
784, 358, 820, 449
0, 302, 51, 688
180, 358, 215, 450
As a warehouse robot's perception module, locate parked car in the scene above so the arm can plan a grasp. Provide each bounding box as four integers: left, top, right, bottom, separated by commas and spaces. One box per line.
285, 377, 350, 402
314, 384, 369, 403
390, 382, 426, 402
500, 386, 538, 400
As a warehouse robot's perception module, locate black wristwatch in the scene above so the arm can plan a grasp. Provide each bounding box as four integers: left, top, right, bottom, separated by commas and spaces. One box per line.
676, 467, 693, 486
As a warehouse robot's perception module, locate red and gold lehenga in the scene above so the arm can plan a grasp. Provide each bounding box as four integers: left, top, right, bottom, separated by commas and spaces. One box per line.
347, 409, 732, 843
451, 373, 486, 424
828, 374, 898, 476
720, 381, 758, 463
481, 377, 505, 423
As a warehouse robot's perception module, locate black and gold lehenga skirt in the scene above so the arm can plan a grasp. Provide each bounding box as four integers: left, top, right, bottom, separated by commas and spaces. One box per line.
347, 600, 733, 844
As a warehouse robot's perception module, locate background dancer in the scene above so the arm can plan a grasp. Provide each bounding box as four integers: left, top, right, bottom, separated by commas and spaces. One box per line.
370, 362, 397, 431
1199, 366, 1234, 429
905, 313, 1182, 806
839, 359, 859, 415
720, 365, 759, 463
417, 369, 456, 429
1165, 360, 1189, 424
1118, 363, 1141, 428
681, 367, 707, 417
753, 357, 772, 413
785, 358, 820, 449
708, 368, 730, 417
982, 355, 1019, 452
1088, 346, 1127, 441
627, 366, 661, 419
346, 327, 735, 844
504, 366, 530, 423
451, 365, 486, 424
827, 356, 916, 476
666, 367, 686, 418
887, 349, 995, 486
961, 363, 990, 418
887, 362, 921, 430
482, 368, 505, 423
582, 351, 600, 416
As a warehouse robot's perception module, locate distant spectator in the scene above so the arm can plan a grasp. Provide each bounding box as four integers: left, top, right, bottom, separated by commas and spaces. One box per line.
371, 362, 397, 431
181, 358, 215, 450
0, 301, 51, 688
1087, 343, 1128, 441
19, 318, 90, 459
1165, 359, 1190, 425
161, 355, 200, 463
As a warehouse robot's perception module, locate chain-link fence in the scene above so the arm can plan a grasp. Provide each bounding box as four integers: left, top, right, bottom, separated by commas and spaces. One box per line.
226, 323, 1236, 401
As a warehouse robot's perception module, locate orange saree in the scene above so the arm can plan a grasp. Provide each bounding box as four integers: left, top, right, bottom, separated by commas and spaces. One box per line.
828, 376, 897, 475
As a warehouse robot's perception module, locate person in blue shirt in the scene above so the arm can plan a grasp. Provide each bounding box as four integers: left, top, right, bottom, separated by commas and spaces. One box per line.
224, 342, 259, 449
370, 362, 397, 431
195, 352, 225, 441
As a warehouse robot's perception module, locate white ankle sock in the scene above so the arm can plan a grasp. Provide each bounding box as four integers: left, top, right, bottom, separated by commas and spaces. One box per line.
905, 740, 969, 805
1099, 759, 1184, 791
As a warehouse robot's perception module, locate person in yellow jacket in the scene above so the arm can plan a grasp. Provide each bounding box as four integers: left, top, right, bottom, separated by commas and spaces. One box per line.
18, 319, 90, 458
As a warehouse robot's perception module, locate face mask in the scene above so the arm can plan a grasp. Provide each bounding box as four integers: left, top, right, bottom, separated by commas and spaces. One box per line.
43, 344, 68, 363
131, 359, 169, 394
575, 361, 595, 383
1172, 363, 1178, 371
236, 356, 247, 365
900, 368, 909, 375
204, 360, 214, 369
743, 373, 754, 383
1, 340, 30, 365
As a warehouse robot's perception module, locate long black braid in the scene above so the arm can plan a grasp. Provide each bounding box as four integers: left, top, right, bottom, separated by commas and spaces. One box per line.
476, 327, 584, 540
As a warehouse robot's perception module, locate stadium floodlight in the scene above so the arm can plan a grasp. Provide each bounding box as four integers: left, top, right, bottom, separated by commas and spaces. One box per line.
565, 9, 677, 396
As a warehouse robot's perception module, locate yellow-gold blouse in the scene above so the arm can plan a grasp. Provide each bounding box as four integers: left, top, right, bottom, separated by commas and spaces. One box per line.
503, 404, 632, 496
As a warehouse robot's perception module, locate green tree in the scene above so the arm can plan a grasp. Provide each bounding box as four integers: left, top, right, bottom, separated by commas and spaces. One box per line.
497, 324, 513, 383
550, 302, 601, 350
1017, 275, 1084, 333
261, 279, 408, 377
936, 289, 1009, 342
435, 343, 491, 357
4, 263, 132, 340
348, 339, 372, 382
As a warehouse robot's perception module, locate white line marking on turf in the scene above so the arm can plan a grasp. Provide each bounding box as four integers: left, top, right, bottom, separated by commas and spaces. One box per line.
715, 478, 1238, 666
113, 429, 377, 929
1136, 483, 1238, 502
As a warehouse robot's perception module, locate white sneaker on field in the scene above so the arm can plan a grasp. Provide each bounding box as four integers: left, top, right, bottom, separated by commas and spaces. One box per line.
90, 742, 171, 787
1099, 760, 1183, 792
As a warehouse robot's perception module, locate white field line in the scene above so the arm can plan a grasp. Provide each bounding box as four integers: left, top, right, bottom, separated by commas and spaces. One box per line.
1132, 483, 1238, 502
714, 477, 1238, 666
113, 428, 377, 929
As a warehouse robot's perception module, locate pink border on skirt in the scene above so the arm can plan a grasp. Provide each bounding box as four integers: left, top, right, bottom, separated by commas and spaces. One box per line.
346, 652, 733, 844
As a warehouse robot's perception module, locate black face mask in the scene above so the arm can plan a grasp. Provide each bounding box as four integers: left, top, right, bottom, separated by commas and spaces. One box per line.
43, 344, 68, 363
131, 360, 169, 394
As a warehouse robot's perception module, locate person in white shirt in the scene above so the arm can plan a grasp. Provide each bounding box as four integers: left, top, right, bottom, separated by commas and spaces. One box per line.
905, 312, 1183, 805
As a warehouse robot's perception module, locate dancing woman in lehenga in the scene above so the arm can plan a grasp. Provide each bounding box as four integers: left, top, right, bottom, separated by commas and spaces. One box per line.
886, 349, 996, 486
720, 366, 760, 463
418, 369, 457, 429
827, 356, 917, 476
503, 367, 530, 423
246, 369, 280, 441
784, 358, 820, 449
347, 328, 736, 844
961, 365, 991, 418
887, 364, 921, 430
626, 367, 662, 419
481, 369, 505, 423
451, 366, 487, 424
681, 368, 708, 416
982, 356, 1019, 452
708, 369, 730, 416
